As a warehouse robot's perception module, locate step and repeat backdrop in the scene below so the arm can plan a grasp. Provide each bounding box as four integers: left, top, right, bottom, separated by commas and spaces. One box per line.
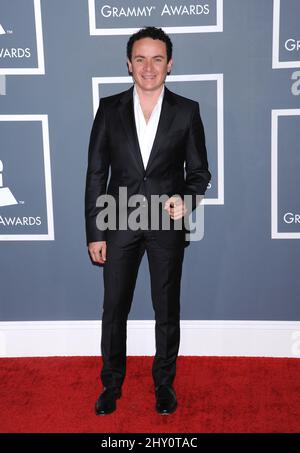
0, 0, 299, 322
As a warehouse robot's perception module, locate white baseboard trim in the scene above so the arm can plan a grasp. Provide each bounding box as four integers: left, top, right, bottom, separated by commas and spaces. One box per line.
1, 320, 300, 358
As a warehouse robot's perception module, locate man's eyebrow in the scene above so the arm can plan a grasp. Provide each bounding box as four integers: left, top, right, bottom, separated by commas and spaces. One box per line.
133, 54, 165, 59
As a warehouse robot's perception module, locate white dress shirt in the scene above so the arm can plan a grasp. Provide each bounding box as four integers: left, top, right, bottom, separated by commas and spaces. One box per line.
133, 84, 164, 170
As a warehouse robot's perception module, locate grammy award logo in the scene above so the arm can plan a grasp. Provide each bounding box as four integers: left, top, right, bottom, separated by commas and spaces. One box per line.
0, 160, 18, 207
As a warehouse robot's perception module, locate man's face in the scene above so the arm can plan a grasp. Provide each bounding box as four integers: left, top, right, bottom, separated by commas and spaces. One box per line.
127, 37, 172, 93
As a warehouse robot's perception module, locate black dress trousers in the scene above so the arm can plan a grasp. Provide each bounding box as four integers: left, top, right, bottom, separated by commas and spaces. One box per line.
100, 228, 185, 389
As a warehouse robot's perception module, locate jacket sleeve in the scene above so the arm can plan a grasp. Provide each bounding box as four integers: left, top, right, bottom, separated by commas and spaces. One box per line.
85, 99, 110, 245
183, 102, 211, 211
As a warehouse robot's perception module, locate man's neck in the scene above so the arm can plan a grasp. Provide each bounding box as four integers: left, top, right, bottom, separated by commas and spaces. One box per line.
134, 84, 164, 105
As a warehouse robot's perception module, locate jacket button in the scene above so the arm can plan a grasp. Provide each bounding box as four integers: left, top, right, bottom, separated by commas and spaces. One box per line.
143, 176, 147, 181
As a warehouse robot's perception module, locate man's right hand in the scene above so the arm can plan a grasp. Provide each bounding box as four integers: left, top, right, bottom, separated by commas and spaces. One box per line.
88, 241, 107, 264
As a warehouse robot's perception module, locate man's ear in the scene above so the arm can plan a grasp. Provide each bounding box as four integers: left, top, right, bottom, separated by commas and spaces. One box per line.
127, 59, 133, 75
167, 58, 173, 75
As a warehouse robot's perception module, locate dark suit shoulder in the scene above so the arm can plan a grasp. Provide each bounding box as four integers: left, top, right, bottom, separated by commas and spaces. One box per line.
165, 87, 198, 110
99, 87, 132, 108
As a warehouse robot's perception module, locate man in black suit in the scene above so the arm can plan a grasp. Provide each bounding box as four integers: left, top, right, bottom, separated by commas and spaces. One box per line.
85, 27, 211, 415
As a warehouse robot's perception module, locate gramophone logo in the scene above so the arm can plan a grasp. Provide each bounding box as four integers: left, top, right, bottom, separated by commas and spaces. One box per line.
0, 24, 6, 35
0, 159, 18, 207
0, 114, 54, 241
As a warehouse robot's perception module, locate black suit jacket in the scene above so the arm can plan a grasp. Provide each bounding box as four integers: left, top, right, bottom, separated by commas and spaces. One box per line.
85, 85, 211, 248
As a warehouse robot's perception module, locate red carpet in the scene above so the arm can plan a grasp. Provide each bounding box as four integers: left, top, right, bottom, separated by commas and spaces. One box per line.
0, 356, 300, 433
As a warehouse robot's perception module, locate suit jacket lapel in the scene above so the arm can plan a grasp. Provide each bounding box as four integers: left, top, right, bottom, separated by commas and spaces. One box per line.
145, 86, 177, 172
118, 85, 177, 175
118, 86, 144, 175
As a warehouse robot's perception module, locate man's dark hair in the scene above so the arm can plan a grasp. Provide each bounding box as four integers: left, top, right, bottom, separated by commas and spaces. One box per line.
127, 26, 173, 62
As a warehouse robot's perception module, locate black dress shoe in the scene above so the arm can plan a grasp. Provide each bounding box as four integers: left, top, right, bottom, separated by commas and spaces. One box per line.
155, 385, 177, 415
95, 387, 122, 415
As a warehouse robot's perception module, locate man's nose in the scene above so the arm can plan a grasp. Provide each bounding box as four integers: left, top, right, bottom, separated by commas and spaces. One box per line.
144, 60, 153, 71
